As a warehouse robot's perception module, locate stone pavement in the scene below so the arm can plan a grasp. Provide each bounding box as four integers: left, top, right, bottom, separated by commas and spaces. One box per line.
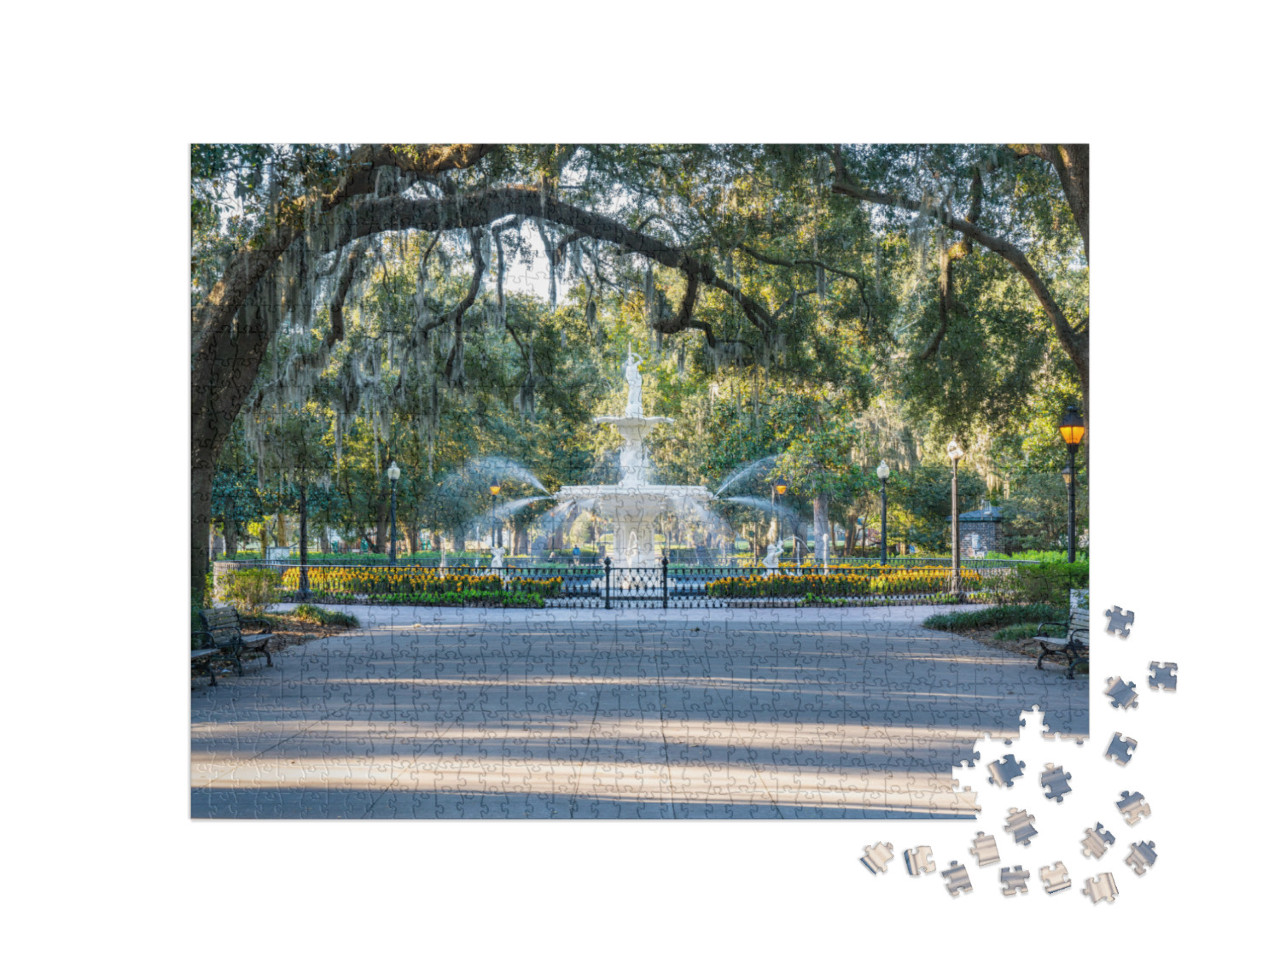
191, 604, 1086, 818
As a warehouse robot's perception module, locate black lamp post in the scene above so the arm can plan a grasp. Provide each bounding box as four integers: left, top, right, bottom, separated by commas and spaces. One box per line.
387, 461, 400, 565
947, 439, 964, 597
297, 480, 310, 599
489, 479, 502, 554
876, 459, 890, 566
1058, 405, 1086, 562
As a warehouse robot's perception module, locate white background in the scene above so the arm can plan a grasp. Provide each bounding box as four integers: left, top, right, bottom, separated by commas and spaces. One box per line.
4, 2, 1272, 958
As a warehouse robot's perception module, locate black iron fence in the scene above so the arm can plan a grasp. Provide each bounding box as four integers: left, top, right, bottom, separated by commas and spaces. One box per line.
214, 557, 1044, 609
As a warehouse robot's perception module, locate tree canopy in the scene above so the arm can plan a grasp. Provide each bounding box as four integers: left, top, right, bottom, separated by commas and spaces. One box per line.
191, 143, 1089, 599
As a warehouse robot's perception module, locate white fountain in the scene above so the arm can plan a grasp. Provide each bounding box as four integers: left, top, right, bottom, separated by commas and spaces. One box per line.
554, 346, 713, 567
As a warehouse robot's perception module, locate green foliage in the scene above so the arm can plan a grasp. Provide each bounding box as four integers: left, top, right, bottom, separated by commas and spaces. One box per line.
1011, 561, 1089, 606
193, 143, 1088, 588
985, 549, 1083, 563
290, 604, 359, 627
922, 603, 1066, 632
992, 622, 1063, 642
997, 474, 1089, 556
218, 567, 283, 614
890, 464, 986, 553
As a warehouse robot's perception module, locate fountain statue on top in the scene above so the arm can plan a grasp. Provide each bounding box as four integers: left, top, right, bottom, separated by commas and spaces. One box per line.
624, 348, 644, 417
554, 344, 713, 567
594, 345, 675, 488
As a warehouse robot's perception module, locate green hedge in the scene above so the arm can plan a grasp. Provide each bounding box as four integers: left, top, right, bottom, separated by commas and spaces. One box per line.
922, 603, 1066, 632
1011, 561, 1088, 605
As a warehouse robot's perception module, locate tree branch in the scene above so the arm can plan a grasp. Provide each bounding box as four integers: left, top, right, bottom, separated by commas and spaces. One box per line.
831, 176, 1086, 361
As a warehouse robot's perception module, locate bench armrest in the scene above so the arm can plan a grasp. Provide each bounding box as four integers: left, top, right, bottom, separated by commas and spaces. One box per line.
1036, 620, 1067, 633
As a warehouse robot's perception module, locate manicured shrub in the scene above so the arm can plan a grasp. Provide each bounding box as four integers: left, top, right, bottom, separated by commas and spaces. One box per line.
1011, 561, 1088, 606
992, 622, 1064, 642
922, 603, 1066, 632
291, 604, 359, 627
219, 567, 283, 614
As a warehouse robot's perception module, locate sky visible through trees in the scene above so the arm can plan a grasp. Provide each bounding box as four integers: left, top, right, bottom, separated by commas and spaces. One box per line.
191, 144, 1089, 599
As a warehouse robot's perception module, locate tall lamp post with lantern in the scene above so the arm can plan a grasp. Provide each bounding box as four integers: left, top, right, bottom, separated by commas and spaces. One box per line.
876, 459, 891, 566
387, 461, 401, 565
947, 440, 964, 597
489, 479, 502, 555
1058, 405, 1086, 562
772, 479, 789, 568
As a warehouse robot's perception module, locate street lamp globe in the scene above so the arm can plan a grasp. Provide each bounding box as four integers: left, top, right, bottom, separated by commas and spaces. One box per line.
1058, 406, 1086, 448
876, 460, 890, 482
1061, 464, 1074, 488
489, 479, 502, 497
947, 439, 964, 462
387, 462, 401, 482
773, 480, 788, 497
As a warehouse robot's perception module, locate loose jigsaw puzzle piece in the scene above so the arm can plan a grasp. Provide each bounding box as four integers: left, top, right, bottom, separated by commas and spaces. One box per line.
1082, 873, 1119, 903
941, 861, 972, 897
1125, 841, 1157, 875
1148, 662, 1178, 691
1116, 790, 1151, 825
1104, 676, 1139, 710
1040, 861, 1071, 894
969, 831, 1000, 866
1004, 808, 1038, 846
904, 846, 936, 876
860, 842, 894, 875
987, 753, 1026, 788
999, 865, 1030, 896
1040, 763, 1072, 802
1105, 732, 1137, 766
1081, 823, 1116, 859
1104, 606, 1134, 637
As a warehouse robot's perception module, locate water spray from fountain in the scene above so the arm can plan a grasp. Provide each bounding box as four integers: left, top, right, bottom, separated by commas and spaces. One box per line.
714, 453, 781, 497
722, 495, 803, 526
451, 455, 550, 494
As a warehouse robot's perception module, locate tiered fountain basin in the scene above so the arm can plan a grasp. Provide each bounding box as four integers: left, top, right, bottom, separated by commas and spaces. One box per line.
554, 483, 713, 568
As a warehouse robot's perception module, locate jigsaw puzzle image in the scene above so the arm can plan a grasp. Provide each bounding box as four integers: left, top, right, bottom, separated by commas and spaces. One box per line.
191, 143, 1090, 818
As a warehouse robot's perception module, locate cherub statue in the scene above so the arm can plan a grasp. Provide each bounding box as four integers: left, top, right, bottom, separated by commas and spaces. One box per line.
489, 545, 506, 571
762, 540, 782, 572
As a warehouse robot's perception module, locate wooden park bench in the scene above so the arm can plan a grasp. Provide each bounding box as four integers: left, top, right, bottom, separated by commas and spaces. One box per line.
1034, 588, 1089, 679
191, 606, 274, 685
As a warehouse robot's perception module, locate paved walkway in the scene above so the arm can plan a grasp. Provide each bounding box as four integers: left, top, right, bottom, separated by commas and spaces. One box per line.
191, 604, 1086, 818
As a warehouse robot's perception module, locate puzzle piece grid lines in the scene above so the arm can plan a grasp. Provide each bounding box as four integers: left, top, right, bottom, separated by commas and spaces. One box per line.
193, 592, 1171, 906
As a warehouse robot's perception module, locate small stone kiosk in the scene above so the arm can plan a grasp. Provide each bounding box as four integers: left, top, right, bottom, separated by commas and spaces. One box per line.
955, 500, 1004, 558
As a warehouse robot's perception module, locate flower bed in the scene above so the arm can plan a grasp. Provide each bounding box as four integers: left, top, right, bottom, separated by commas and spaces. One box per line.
280, 566, 561, 602
706, 566, 981, 599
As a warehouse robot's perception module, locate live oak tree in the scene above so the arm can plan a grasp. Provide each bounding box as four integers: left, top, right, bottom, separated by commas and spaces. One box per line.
191, 144, 1088, 599
192, 144, 873, 598
826, 144, 1089, 430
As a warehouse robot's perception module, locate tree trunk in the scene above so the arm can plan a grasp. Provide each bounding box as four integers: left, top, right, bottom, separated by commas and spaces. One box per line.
191, 463, 214, 604
812, 493, 831, 562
